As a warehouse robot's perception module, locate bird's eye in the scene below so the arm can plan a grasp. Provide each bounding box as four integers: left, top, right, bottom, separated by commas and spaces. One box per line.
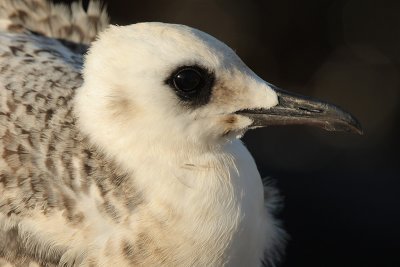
173, 68, 203, 93
166, 65, 214, 107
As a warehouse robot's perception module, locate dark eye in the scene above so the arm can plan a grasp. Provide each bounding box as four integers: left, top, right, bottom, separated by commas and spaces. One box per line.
173, 68, 203, 93
166, 65, 215, 107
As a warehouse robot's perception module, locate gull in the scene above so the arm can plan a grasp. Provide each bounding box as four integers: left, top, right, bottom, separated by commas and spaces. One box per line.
0, 1, 362, 266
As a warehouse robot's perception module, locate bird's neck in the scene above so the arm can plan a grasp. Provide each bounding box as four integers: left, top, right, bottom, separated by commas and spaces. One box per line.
74, 103, 270, 266
96, 139, 268, 266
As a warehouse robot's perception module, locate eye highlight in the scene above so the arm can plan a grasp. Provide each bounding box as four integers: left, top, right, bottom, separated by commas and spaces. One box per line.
166, 65, 215, 107
173, 68, 203, 93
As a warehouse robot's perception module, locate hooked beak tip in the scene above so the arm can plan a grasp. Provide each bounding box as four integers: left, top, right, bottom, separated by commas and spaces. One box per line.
236, 85, 363, 135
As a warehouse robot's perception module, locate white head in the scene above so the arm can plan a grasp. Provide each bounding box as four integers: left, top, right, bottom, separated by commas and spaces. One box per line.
75, 22, 360, 166
75, 23, 278, 159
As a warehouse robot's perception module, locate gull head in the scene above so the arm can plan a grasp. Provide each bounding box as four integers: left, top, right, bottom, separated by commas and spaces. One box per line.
75, 22, 361, 159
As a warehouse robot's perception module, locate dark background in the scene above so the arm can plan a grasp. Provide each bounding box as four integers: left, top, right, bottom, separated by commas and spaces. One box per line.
58, 0, 400, 266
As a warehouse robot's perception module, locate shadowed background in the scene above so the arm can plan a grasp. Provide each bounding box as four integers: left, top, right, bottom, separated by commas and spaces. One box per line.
57, 0, 400, 266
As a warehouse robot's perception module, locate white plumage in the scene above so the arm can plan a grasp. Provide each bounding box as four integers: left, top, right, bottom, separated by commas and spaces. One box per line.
0, 1, 361, 266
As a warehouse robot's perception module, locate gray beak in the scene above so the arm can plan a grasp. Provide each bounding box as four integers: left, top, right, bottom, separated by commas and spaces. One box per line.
236, 85, 363, 134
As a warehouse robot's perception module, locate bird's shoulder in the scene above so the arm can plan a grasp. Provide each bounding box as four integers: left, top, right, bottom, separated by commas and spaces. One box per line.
0, 29, 84, 213
0, 30, 84, 162
0, 2, 113, 221
0, 29, 141, 263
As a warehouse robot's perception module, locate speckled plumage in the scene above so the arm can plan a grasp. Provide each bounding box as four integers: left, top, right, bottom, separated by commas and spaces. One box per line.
0, 1, 286, 266
0, 1, 142, 265
0, 0, 108, 45
0, 31, 142, 261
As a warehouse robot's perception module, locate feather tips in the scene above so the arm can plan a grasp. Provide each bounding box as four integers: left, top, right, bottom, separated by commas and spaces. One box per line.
0, 0, 109, 44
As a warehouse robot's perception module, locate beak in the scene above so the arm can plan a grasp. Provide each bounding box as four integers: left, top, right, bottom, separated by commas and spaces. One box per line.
235, 85, 363, 134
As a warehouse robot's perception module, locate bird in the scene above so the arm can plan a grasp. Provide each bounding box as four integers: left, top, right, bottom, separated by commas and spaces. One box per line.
0, 0, 362, 266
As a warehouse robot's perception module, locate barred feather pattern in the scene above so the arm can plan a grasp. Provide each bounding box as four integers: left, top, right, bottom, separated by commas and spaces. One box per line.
0, 32, 143, 267
0, 0, 109, 45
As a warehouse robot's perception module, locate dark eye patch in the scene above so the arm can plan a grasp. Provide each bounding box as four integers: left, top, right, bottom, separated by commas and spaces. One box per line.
166, 65, 214, 107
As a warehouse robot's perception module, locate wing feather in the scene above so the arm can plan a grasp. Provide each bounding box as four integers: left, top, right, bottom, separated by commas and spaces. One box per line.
0, 2, 133, 265
0, 0, 109, 45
